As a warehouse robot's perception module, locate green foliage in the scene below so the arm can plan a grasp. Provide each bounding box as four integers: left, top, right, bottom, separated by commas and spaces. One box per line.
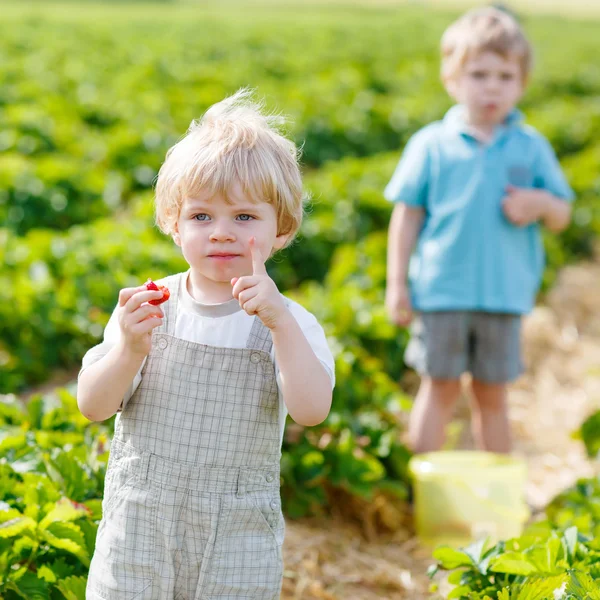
2, 4, 599, 390
282, 233, 413, 514
0, 390, 111, 598
433, 478, 600, 599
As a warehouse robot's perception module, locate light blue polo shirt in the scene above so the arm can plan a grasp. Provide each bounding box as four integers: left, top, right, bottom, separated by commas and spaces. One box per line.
384, 105, 574, 315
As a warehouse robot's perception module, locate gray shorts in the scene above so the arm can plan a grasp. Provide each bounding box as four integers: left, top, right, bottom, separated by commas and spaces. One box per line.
405, 311, 523, 384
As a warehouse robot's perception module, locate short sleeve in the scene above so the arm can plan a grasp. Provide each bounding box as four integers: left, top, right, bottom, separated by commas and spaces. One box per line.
78, 304, 144, 412
273, 299, 335, 390
533, 136, 575, 201
384, 129, 431, 207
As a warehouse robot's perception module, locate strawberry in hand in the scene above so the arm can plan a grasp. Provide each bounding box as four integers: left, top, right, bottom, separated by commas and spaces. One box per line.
145, 279, 170, 305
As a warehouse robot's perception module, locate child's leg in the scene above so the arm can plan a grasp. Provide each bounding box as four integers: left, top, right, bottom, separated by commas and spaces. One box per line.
469, 312, 523, 454
409, 376, 462, 453
470, 380, 511, 453
405, 312, 469, 453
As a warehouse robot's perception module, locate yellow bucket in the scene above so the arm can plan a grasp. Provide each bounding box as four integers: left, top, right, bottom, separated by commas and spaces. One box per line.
409, 451, 529, 547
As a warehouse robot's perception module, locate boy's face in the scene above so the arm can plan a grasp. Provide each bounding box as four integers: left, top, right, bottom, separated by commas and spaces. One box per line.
173, 185, 289, 287
446, 51, 524, 128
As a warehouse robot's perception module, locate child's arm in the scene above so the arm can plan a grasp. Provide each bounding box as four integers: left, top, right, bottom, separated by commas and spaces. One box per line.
502, 186, 572, 233
270, 314, 332, 426
77, 286, 165, 422
386, 203, 425, 325
231, 238, 332, 426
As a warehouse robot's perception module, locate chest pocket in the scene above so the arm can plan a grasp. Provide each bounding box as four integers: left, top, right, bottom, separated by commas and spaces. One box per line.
506, 165, 534, 188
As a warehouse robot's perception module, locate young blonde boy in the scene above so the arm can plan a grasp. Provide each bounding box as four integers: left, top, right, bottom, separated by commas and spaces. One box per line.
385, 7, 574, 454
78, 90, 335, 599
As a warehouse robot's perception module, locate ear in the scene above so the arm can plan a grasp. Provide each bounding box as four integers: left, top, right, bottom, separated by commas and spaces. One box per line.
272, 232, 290, 253
443, 75, 460, 101
172, 223, 182, 247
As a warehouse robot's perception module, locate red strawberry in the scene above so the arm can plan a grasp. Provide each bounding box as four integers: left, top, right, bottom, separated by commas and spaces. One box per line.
145, 279, 170, 305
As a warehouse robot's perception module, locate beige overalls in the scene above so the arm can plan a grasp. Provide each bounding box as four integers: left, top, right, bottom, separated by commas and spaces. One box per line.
86, 273, 285, 600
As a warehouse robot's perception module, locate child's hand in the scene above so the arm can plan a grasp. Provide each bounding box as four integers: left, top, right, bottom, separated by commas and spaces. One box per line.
386, 283, 413, 327
117, 285, 165, 357
231, 237, 289, 330
502, 185, 549, 227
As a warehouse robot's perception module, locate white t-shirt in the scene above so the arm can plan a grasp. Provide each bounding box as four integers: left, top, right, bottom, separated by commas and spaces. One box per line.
80, 271, 336, 443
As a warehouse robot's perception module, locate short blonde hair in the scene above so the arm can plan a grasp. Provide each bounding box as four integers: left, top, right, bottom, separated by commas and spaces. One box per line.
441, 7, 533, 82
155, 88, 305, 246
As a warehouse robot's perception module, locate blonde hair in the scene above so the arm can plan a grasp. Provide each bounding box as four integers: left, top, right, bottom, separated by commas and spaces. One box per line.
441, 6, 532, 82
155, 88, 305, 246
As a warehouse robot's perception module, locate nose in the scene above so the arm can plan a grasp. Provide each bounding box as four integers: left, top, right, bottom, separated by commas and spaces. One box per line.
209, 221, 235, 243
486, 76, 501, 91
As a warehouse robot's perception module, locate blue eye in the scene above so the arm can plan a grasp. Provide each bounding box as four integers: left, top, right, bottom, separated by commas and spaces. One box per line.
237, 214, 255, 221
194, 214, 209, 221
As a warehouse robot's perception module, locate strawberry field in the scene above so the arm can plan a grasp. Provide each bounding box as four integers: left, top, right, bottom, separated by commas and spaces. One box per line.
2, 1, 600, 598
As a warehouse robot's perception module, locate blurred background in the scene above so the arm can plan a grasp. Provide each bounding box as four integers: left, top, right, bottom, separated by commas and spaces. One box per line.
2, 1, 600, 598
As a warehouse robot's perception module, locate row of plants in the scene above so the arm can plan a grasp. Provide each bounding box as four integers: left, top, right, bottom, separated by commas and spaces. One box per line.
2, 4, 600, 233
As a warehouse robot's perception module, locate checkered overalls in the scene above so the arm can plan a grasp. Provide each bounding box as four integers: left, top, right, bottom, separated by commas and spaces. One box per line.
86, 273, 285, 600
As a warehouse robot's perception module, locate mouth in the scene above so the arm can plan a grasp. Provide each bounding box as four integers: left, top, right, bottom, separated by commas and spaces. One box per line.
208, 253, 240, 261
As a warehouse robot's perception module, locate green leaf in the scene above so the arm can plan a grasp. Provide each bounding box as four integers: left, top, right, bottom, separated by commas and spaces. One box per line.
44, 557, 76, 580
433, 546, 473, 569
579, 410, 600, 459
39, 521, 89, 566
491, 552, 538, 575
464, 537, 487, 567
448, 584, 472, 599
0, 508, 37, 539
0, 397, 25, 426
524, 537, 562, 574
42, 449, 96, 501
36, 564, 57, 583
0, 427, 28, 453
26, 395, 45, 430
447, 569, 465, 584
6, 570, 49, 600
566, 570, 600, 599
511, 575, 568, 600
56, 575, 87, 600
39, 498, 91, 529
561, 526, 578, 566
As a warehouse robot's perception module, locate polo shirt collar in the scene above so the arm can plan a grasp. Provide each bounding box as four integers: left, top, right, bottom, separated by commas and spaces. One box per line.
443, 104, 523, 142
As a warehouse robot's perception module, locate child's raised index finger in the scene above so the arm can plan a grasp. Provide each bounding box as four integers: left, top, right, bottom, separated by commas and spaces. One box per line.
250, 237, 267, 275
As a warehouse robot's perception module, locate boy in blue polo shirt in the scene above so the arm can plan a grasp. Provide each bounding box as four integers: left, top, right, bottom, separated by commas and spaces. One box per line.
385, 7, 574, 454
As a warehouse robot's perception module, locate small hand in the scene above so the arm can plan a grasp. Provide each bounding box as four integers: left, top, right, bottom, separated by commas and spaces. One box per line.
231, 237, 289, 330
117, 285, 165, 357
386, 283, 413, 327
502, 185, 548, 227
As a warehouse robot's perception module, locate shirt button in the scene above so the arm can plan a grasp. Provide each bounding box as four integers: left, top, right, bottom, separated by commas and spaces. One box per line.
250, 353, 261, 364
158, 337, 168, 349
266, 473, 274, 483
270, 500, 278, 511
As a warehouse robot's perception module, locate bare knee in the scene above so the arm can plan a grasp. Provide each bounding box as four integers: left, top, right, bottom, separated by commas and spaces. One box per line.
471, 379, 507, 411
424, 377, 462, 408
